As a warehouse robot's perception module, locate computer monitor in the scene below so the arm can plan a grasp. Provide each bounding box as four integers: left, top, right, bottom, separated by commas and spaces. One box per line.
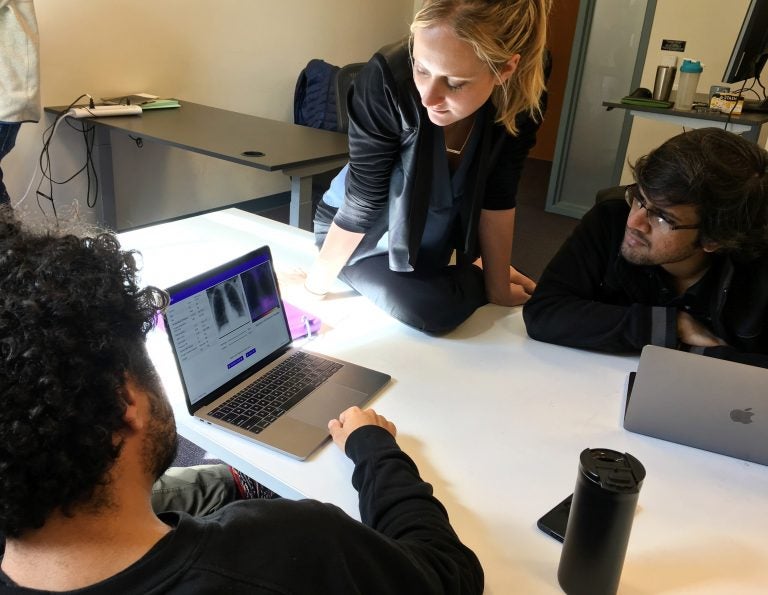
722, 0, 768, 112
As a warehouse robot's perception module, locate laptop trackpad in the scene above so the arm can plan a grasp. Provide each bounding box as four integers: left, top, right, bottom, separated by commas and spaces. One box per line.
287, 383, 367, 429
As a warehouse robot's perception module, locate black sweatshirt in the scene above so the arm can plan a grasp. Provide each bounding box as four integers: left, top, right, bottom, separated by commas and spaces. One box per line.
523, 198, 768, 368
0, 426, 483, 594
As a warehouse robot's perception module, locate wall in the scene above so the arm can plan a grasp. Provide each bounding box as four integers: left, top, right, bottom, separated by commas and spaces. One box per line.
5, 0, 414, 227
528, 0, 580, 162
620, 0, 755, 181
545, 0, 654, 218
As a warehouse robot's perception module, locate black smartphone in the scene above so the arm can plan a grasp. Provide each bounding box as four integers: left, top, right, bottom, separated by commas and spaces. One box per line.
537, 494, 573, 543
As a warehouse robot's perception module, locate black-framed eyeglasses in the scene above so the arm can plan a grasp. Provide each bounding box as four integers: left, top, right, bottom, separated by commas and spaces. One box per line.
624, 184, 700, 232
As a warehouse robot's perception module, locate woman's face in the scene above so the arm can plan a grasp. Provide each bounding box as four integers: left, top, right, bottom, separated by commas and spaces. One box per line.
412, 24, 519, 127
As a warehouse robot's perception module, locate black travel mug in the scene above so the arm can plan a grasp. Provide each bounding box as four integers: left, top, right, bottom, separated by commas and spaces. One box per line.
557, 448, 646, 595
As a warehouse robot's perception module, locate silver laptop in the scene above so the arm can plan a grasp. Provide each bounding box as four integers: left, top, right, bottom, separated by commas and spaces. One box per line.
623, 345, 767, 465
163, 246, 390, 460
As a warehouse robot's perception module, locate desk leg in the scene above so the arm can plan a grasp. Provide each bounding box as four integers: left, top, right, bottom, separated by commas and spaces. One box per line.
284, 157, 348, 231
93, 126, 118, 230
740, 124, 759, 144
289, 174, 313, 231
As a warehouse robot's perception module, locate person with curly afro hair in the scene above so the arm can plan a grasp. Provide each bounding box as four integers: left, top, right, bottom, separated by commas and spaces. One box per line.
0, 208, 483, 593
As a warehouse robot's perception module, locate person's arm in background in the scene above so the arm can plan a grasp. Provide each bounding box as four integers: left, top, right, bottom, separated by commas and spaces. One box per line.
522, 199, 678, 352
684, 342, 768, 368
677, 312, 727, 348
305, 54, 402, 295
328, 407, 484, 595
477, 101, 545, 306
304, 224, 365, 295
477, 208, 535, 305
677, 293, 768, 368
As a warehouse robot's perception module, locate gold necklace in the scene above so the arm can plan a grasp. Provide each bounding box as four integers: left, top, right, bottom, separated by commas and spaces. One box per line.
445, 120, 475, 155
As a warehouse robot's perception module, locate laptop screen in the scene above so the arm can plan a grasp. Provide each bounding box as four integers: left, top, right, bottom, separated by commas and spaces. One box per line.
164, 248, 291, 406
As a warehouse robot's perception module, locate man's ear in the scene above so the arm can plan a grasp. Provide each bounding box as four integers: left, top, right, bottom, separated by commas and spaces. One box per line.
701, 238, 721, 253
121, 374, 145, 431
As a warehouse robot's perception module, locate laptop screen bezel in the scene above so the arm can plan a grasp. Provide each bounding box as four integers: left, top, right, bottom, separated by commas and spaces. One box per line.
161, 246, 292, 413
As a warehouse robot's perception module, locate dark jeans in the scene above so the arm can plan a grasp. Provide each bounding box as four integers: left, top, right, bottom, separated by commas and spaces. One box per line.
0, 122, 22, 205
314, 201, 487, 334
151, 465, 237, 516
339, 255, 487, 334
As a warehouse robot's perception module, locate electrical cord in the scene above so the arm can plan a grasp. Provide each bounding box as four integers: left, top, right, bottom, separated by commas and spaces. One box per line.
753, 76, 767, 102
16, 94, 101, 218
723, 78, 748, 133
60, 116, 99, 208
14, 114, 66, 209
723, 68, 767, 132
14, 93, 89, 211
37, 118, 94, 213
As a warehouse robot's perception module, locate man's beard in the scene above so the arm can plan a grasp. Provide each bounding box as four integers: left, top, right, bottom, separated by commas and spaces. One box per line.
142, 387, 178, 481
620, 227, 654, 265
620, 228, 701, 268
621, 242, 656, 266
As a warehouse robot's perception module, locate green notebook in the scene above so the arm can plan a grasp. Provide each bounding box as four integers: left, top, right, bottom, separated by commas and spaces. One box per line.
620, 96, 672, 109
102, 95, 181, 110
139, 98, 181, 110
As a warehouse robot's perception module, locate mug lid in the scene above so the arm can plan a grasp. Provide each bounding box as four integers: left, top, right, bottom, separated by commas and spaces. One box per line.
579, 448, 646, 493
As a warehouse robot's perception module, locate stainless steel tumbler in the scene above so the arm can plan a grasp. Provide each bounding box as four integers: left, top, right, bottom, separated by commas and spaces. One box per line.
652, 65, 676, 101
557, 448, 646, 595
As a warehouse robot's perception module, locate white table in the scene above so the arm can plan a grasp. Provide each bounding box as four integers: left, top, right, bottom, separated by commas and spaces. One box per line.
119, 208, 768, 594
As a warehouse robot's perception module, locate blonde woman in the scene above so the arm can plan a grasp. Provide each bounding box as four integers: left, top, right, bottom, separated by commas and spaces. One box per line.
308, 0, 551, 333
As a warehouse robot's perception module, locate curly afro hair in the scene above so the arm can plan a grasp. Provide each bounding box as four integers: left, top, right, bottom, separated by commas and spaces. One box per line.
0, 208, 168, 537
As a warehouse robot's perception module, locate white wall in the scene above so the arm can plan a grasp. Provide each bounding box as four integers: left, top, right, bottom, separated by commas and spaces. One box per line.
621, 0, 757, 181
5, 0, 414, 227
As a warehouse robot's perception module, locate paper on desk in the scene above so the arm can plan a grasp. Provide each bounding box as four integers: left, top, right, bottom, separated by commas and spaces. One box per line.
620, 96, 672, 109
140, 99, 181, 110
102, 93, 180, 110
103, 93, 158, 105
284, 302, 321, 340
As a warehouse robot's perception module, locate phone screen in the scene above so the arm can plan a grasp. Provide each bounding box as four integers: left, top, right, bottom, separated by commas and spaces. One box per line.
536, 494, 573, 543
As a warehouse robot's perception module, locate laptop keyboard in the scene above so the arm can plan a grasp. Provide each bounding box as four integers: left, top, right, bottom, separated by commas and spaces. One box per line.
208, 351, 342, 433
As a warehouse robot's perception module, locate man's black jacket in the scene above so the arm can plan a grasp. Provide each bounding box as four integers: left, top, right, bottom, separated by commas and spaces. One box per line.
523, 199, 768, 368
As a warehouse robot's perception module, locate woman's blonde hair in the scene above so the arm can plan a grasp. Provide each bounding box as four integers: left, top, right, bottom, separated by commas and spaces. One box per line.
411, 0, 551, 135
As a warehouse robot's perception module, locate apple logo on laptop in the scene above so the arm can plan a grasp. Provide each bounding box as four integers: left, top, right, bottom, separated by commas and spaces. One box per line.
730, 407, 755, 424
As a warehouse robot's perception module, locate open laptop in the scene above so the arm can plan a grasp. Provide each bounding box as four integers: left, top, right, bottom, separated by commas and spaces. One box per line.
162, 246, 390, 460
623, 345, 767, 465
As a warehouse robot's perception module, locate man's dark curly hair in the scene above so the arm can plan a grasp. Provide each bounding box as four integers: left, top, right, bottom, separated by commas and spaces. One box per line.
632, 127, 768, 258
0, 208, 168, 537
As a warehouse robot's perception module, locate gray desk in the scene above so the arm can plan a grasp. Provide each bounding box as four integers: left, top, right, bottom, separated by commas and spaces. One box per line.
603, 99, 768, 143
44, 102, 349, 230
602, 98, 768, 188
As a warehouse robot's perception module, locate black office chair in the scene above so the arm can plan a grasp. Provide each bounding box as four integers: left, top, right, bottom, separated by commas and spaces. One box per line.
293, 60, 364, 218
294, 59, 363, 134
334, 62, 365, 134
596, 185, 625, 204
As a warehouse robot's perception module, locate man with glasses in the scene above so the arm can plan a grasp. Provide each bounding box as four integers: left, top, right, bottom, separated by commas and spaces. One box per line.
523, 127, 768, 367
